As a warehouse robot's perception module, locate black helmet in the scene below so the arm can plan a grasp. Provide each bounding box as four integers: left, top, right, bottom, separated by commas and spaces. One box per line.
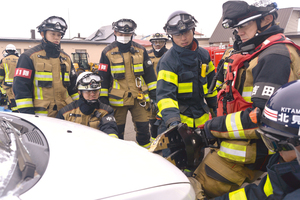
222, 1, 278, 30
37, 16, 67, 38
163, 11, 197, 35
112, 18, 137, 34
258, 80, 300, 163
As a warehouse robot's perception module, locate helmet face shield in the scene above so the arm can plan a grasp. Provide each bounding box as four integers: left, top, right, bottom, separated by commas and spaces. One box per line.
112, 19, 137, 34
164, 11, 197, 35
37, 16, 67, 37
257, 128, 295, 152
167, 14, 194, 27
77, 72, 102, 91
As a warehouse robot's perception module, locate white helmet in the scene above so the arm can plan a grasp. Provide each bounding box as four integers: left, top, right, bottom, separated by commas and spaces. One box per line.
76, 72, 102, 91
6, 44, 16, 51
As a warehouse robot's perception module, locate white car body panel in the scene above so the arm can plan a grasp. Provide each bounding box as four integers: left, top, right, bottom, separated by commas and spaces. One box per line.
0, 112, 195, 200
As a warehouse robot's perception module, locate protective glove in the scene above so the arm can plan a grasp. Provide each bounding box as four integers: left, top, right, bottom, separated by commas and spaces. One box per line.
150, 99, 158, 113
169, 121, 180, 129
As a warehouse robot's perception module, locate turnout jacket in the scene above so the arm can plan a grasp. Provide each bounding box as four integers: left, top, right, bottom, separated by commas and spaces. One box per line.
147, 46, 168, 76
13, 42, 79, 117
56, 98, 118, 137
205, 26, 300, 166
156, 38, 217, 128
0, 53, 19, 86
214, 153, 300, 200
98, 41, 157, 106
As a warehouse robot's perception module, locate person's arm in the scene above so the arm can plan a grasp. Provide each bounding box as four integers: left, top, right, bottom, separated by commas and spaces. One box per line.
13, 54, 35, 114
98, 51, 112, 105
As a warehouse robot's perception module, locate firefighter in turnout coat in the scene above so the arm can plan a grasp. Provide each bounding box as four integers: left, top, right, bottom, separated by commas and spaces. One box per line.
98, 18, 157, 148
0, 44, 19, 111
13, 16, 79, 117
189, 1, 300, 199
56, 72, 119, 138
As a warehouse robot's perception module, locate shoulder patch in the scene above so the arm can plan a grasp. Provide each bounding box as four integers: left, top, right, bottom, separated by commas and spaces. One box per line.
98, 63, 108, 72
14, 68, 32, 79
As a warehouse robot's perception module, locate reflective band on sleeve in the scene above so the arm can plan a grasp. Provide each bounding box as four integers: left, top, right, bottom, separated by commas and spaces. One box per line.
16, 98, 33, 109
226, 111, 246, 139
242, 86, 253, 103
158, 98, 179, 112
178, 82, 193, 93
264, 174, 273, 197
147, 81, 157, 91
218, 141, 246, 162
157, 70, 178, 86
229, 188, 247, 200
71, 93, 79, 100
100, 88, 108, 97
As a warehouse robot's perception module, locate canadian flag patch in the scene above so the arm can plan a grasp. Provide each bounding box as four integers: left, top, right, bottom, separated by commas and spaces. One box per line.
98, 63, 108, 72
14, 68, 32, 79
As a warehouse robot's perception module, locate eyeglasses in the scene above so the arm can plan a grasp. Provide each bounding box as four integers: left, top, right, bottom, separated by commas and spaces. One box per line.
234, 21, 254, 31
167, 14, 194, 27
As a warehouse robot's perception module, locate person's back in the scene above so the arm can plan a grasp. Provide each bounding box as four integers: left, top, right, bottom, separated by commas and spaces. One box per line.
0, 44, 19, 111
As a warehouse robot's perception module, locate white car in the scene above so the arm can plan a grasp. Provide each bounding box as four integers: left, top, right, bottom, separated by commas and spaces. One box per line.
0, 112, 195, 200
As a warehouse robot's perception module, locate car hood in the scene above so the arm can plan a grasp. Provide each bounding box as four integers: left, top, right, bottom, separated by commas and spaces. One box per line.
2, 113, 193, 200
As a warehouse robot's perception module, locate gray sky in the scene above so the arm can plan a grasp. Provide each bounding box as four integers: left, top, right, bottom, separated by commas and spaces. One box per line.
1, 0, 300, 39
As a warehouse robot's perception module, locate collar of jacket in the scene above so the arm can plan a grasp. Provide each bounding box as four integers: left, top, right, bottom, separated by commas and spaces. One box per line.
42, 39, 61, 58
236, 25, 284, 51
153, 46, 168, 58
116, 40, 132, 53
172, 38, 200, 66
78, 96, 100, 115
172, 38, 199, 54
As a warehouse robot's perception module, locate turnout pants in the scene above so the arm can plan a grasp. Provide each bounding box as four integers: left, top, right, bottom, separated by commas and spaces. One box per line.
113, 98, 150, 146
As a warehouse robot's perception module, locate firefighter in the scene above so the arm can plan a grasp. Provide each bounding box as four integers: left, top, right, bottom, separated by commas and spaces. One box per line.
56, 72, 119, 138
98, 18, 157, 148
147, 33, 169, 140
191, 1, 300, 198
13, 16, 79, 117
156, 11, 217, 156
214, 80, 300, 200
0, 44, 19, 111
